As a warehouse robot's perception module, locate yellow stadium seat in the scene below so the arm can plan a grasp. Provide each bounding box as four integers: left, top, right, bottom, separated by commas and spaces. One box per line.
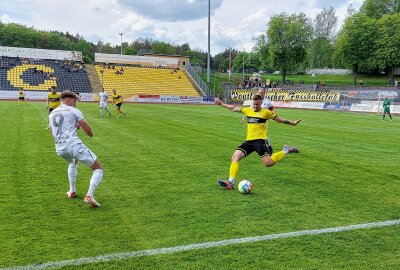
95, 65, 200, 98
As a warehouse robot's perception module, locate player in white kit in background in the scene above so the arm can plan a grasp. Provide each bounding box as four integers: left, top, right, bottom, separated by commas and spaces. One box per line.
99, 88, 112, 117
49, 91, 104, 207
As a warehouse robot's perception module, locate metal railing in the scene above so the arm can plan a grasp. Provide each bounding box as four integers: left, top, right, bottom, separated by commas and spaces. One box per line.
185, 62, 212, 96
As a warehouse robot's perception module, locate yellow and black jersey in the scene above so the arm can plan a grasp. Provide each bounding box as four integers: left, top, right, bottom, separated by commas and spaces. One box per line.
48, 92, 61, 109
241, 107, 276, 141
19, 90, 24, 98
112, 93, 123, 104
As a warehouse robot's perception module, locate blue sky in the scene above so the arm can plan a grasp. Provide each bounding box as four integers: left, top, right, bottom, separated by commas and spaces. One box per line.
0, 0, 363, 55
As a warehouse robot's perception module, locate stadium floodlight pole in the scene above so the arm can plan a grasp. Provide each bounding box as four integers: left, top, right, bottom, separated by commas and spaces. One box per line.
207, 0, 211, 86
242, 49, 245, 81
228, 47, 232, 83
119, 32, 123, 67
119, 33, 123, 55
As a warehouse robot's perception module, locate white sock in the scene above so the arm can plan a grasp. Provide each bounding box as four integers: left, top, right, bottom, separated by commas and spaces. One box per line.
228, 177, 235, 184
68, 163, 78, 192
100, 108, 104, 116
87, 169, 104, 197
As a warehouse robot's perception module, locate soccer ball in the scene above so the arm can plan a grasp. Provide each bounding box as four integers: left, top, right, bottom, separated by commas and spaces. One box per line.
238, 180, 252, 194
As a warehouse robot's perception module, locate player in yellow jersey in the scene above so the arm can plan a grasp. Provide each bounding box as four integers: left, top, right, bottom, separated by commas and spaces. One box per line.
215, 95, 302, 190
17, 89, 27, 105
47, 86, 61, 113
46, 86, 61, 129
112, 89, 127, 117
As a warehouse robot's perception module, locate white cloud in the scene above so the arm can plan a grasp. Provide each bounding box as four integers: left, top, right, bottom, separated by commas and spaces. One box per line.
0, 14, 12, 23
0, 0, 364, 55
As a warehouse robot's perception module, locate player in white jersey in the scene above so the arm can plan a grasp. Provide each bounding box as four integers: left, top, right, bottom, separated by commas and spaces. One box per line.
241, 87, 276, 153
49, 91, 104, 207
99, 88, 112, 117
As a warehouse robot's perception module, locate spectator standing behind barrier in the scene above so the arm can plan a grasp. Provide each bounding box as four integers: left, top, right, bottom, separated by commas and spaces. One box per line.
382, 97, 393, 121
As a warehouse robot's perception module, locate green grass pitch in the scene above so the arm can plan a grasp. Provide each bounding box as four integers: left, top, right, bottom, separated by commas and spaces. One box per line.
1, 101, 399, 269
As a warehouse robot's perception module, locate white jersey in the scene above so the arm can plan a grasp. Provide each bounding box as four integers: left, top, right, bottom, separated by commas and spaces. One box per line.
49, 104, 84, 151
250, 97, 273, 110
261, 98, 273, 110
99, 92, 109, 103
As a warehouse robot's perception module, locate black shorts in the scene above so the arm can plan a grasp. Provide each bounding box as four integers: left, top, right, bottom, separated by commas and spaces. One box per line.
19, 97, 24, 100
237, 139, 273, 158
116, 103, 122, 108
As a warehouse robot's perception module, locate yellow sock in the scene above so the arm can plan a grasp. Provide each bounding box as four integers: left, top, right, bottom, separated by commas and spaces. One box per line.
271, 151, 285, 164
229, 162, 239, 180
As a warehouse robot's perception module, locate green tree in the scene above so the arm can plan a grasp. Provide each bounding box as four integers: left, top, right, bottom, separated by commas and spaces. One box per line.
254, 34, 272, 72
232, 51, 247, 72
314, 7, 338, 42
361, 0, 400, 19
333, 14, 377, 84
308, 37, 334, 68
267, 13, 312, 83
375, 13, 400, 84
74, 38, 93, 63
153, 41, 175, 55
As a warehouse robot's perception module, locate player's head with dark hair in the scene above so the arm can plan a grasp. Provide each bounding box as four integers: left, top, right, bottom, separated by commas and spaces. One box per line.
252, 94, 263, 111
60, 91, 79, 100
253, 94, 262, 101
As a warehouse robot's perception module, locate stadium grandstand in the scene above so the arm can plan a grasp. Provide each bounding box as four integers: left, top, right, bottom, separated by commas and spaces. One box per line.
0, 46, 208, 101
93, 52, 206, 100
0, 47, 91, 97
95, 65, 200, 98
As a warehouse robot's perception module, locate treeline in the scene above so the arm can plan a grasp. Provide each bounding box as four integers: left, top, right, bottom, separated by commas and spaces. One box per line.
0, 21, 208, 66
216, 0, 400, 84
0, 22, 95, 62
0, 0, 399, 85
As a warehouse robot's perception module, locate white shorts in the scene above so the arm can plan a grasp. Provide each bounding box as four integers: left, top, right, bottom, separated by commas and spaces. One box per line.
56, 143, 97, 166
99, 101, 108, 108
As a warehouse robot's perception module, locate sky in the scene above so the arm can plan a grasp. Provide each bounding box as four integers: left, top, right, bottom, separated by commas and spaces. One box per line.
0, 0, 364, 55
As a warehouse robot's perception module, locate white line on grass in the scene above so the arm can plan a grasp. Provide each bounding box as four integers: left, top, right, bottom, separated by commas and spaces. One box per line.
4, 219, 400, 270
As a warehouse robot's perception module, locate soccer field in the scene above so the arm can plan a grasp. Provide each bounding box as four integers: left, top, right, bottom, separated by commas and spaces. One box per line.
1, 101, 399, 269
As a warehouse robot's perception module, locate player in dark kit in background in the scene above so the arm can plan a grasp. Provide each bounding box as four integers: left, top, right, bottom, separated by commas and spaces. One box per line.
382, 97, 393, 121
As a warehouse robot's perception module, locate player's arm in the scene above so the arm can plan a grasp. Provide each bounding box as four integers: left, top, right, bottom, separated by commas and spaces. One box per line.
273, 116, 302, 126
78, 119, 93, 137
240, 115, 247, 125
120, 95, 124, 103
47, 98, 50, 108
215, 98, 242, 112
